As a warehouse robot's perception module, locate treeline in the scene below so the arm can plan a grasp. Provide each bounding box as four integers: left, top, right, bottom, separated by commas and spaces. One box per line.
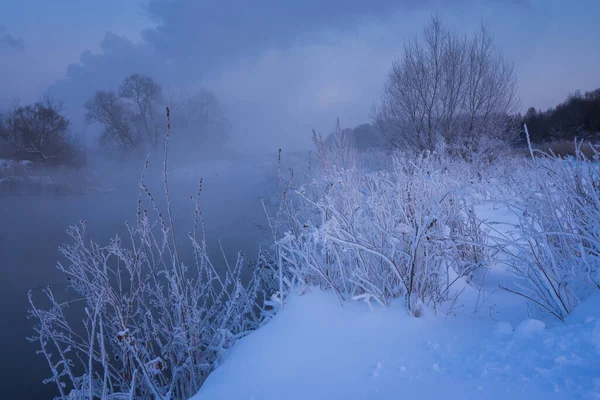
522, 88, 600, 143
320, 17, 598, 157
324, 17, 520, 161
0, 74, 230, 168
3, 17, 598, 167
337, 86, 600, 154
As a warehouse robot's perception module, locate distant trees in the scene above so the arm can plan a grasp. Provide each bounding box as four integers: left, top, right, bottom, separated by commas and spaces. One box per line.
169, 89, 231, 148
0, 99, 84, 166
0, 113, 6, 154
523, 88, 600, 143
374, 16, 519, 158
325, 123, 386, 153
85, 74, 231, 155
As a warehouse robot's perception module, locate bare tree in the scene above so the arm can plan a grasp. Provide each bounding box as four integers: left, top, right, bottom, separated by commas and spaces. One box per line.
374, 16, 519, 157
85, 75, 230, 156
0, 98, 78, 163
84, 90, 142, 153
119, 73, 163, 147
85, 74, 163, 154
462, 23, 519, 156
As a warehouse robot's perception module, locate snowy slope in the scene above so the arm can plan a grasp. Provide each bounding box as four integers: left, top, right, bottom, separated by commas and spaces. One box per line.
194, 289, 600, 400
193, 202, 600, 400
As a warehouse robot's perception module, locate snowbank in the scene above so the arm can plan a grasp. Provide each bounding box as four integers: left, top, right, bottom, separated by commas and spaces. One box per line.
0, 158, 91, 194
194, 289, 600, 400
0, 159, 32, 169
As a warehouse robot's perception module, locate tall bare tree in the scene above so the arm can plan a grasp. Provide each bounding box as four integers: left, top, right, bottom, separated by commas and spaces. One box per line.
463, 23, 519, 153
84, 90, 142, 153
85, 74, 163, 154
119, 73, 163, 147
374, 16, 519, 158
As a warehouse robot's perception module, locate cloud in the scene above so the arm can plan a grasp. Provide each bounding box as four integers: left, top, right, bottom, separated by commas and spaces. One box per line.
45, 0, 439, 149
0, 25, 25, 51
47, 32, 171, 118
138, 0, 440, 78
42, 0, 600, 154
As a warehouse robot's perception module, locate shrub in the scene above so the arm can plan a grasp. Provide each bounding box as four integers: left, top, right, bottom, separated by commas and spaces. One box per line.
267, 122, 488, 314
502, 129, 600, 321
28, 109, 265, 399
0, 99, 85, 167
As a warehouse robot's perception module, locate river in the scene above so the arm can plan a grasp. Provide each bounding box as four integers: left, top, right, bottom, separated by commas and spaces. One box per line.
0, 155, 273, 398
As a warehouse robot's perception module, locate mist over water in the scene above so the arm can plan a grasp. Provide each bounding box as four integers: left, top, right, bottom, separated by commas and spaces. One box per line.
0, 150, 284, 397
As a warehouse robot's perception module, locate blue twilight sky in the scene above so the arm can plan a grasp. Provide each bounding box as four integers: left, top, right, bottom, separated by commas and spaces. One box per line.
1, 0, 599, 151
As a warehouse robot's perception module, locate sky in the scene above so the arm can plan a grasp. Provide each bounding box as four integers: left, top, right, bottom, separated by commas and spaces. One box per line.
1, 0, 599, 152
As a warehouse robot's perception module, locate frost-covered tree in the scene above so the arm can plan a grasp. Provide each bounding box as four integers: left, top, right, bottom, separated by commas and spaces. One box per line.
374, 16, 519, 158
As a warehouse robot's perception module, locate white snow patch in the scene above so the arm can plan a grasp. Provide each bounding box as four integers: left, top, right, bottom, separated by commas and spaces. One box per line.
0, 158, 33, 169
514, 319, 546, 338
495, 321, 514, 337
193, 289, 600, 400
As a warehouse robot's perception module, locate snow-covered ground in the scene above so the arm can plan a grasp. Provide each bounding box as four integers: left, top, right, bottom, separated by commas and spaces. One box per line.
0, 157, 93, 194
194, 290, 600, 400
193, 203, 600, 400
0, 158, 56, 190
0, 159, 32, 169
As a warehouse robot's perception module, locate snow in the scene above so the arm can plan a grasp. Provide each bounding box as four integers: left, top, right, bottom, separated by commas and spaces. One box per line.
0, 159, 14, 169
193, 288, 600, 400
0, 175, 23, 184
0, 158, 33, 169
192, 200, 600, 400
494, 321, 513, 337
0, 159, 36, 185
514, 319, 546, 338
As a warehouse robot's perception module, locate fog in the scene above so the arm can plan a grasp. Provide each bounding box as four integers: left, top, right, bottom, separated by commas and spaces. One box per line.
0, 150, 286, 397
1, 0, 600, 398
3, 1, 600, 150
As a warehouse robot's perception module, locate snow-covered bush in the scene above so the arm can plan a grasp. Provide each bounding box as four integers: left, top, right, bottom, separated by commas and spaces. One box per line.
504, 128, 600, 321
268, 123, 489, 314
28, 111, 265, 399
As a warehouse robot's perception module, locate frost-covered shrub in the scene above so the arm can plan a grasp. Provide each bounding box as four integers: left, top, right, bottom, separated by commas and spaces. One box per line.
28, 181, 264, 399
28, 112, 265, 399
505, 130, 600, 321
269, 124, 488, 314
